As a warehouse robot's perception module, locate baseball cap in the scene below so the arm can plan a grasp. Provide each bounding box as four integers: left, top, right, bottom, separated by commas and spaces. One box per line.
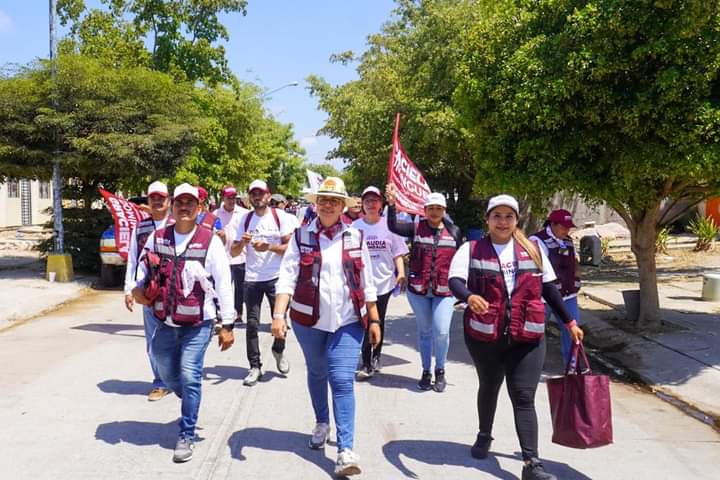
424, 192, 447, 208
361, 186, 382, 199
486, 194, 519, 215
305, 177, 352, 206
548, 209, 576, 228
173, 183, 199, 201
248, 180, 270, 193
147, 181, 168, 197
197, 186, 208, 201
271, 193, 287, 203
222, 186, 237, 198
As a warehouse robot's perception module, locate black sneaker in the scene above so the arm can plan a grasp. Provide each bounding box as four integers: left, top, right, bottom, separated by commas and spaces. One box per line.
433, 368, 447, 392
418, 370, 433, 390
522, 459, 557, 480
470, 433, 493, 459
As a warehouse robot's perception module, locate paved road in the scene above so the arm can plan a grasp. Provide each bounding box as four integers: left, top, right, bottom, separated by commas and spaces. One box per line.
0, 291, 718, 479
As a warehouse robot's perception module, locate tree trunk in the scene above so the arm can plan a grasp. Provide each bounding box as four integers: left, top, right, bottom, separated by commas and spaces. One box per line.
629, 208, 662, 331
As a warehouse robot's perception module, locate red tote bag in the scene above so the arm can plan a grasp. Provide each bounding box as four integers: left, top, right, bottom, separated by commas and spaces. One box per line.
547, 342, 613, 448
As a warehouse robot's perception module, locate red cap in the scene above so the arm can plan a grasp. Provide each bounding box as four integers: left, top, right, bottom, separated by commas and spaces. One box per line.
222, 187, 237, 198
197, 186, 208, 201
548, 209, 576, 228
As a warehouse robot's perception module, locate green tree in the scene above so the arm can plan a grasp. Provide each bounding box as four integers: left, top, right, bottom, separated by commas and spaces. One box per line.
0, 54, 201, 198
308, 0, 481, 228
457, 0, 720, 329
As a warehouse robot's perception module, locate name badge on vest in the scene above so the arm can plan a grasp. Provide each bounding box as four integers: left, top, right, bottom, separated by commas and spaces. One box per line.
300, 246, 314, 254
343, 232, 361, 250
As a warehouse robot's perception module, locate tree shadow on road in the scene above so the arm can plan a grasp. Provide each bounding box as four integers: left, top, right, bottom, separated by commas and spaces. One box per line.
97, 379, 153, 396
71, 322, 143, 337
382, 439, 591, 479
228, 427, 336, 478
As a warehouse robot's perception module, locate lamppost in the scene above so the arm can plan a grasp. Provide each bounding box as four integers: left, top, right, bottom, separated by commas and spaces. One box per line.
262, 81, 299, 99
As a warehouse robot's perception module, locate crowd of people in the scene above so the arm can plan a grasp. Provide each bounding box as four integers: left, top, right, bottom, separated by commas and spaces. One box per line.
124, 176, 584, 480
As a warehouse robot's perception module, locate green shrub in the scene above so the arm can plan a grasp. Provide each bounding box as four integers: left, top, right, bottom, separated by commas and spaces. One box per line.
655, 226, 671, 254
688, 215, 719, 252
37, 207, 113, 273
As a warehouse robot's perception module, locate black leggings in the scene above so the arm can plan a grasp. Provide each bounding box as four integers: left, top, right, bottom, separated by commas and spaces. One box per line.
464, 332, 546, 461
361, 291, 392, 367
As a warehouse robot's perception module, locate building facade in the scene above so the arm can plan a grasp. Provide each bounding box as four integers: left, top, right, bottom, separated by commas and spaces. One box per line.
0, 179, 53, 228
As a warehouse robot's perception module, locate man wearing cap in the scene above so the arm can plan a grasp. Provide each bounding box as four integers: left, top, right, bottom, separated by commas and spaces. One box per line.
231, 179, 296, 385
132, 183, 235, 463
123, 180, 172, 401
196, 186, 223, 235
214, 186, 250, 324
529, 209, 582, 367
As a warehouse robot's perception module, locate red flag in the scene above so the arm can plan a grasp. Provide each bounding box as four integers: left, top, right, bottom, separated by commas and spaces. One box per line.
99, 188, 150, 262
387, 113, 431, 216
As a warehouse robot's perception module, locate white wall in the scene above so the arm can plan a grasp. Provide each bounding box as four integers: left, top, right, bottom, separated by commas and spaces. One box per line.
0, 180, 53, 228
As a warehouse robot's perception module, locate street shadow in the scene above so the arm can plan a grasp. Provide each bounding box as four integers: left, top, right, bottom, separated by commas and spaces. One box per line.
97, 379, 154, 396
95, 420, 180, 450
228, 427, 336, 478
204, 364, 249, 385
358, 371, 423, 393
382, 439, 591, 480
371, 352, 412, 368
72, 323, 144, 338
666, 295, 703, 302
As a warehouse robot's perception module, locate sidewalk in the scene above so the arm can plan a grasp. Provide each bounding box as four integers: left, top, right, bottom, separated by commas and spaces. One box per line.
580, 277, 720, 421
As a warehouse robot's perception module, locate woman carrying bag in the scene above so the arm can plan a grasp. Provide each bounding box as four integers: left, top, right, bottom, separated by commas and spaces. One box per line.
272, 177, 381, 477
448, 195, 584, 480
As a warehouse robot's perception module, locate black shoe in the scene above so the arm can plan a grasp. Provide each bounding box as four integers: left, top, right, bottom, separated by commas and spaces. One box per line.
418, 370, 433, 390
433, 368, 447, 392
470, 433, 493, 459
522, 459, 557, 480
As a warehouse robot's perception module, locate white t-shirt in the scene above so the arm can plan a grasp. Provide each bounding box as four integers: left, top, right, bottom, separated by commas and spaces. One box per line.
135, 227, 234, 326
214, 205, 249, 265
235, 208, 296, 282
352, 217, 409, 295
449, 238, 556, 293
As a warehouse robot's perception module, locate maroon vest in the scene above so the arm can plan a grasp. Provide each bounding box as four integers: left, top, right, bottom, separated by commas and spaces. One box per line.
533, 229, 580, 297
134, 216, 174, 262
199, 211, 218, 230
151, 225, 213, 326
408, 220, 456, 296
464, 237, 546, 343
289, 224, 368, 329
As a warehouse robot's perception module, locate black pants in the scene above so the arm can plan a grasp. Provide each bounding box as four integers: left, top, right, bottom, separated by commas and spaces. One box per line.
244, 278, 286, 368
230, 264, 245, 319
464, 332, 546, 461
361, 291, 392, 368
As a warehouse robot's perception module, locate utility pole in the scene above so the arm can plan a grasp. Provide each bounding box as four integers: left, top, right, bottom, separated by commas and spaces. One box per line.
49, 0, 64, 253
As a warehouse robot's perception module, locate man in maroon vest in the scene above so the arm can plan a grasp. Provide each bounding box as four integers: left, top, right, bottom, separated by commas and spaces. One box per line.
132, 183, 235, 463
123, 180, 171, 401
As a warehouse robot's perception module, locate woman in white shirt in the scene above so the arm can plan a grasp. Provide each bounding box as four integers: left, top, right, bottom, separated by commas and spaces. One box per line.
448, 195, 584, 480
272, 177, 380, 478
353, 186, 409, 379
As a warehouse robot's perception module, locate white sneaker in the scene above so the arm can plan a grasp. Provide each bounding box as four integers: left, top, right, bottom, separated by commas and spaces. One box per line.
272, 350, 290, 374
243, 367, 263, 386
308, 422, 331, 449
334, 449, 361, 477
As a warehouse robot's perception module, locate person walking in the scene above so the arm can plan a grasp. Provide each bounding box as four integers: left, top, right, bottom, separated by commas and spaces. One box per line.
214, 186, 250, 324
132, 183, 235, 463
353, 186, 408, 379
529, 209, 581, 367
123, 180, 172, 401
231, 180, 296, 385
196, 186, 223, 233
448, 194, 584, 480
272, 177, 381, 477
385, 184, 462, 392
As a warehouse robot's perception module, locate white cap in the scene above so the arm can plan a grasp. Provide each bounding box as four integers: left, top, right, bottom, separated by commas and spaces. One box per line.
424, 192, 447, 208
147, 181, 168, 197
487, 194, 519, 215
361, 186, 382, 198
248, 179, 270, 193
173, 183, 199, 201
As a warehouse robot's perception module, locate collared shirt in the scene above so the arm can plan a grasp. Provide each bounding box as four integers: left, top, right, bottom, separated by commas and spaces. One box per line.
276, 218, 377, 333
214, 205, 249, 265
123, 216, 169, 295
134, 227, 235, 326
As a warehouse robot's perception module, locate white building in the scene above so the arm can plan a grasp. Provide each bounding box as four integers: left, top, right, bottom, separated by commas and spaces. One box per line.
0, 179, 53, 228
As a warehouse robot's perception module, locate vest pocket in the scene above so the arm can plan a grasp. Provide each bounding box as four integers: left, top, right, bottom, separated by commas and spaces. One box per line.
465, 304, 501, 342
513, 300, 545, 342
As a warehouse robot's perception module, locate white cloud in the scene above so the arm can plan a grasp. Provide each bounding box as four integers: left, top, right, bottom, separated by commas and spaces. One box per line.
299, 136, 319, 149
0, 10, 13, 34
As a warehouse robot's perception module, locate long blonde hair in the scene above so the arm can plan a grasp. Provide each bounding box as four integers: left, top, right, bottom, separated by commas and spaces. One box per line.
513, 229, 543, 270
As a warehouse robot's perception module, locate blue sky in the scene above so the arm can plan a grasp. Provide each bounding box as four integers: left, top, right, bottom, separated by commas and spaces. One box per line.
0, 0, 397, 170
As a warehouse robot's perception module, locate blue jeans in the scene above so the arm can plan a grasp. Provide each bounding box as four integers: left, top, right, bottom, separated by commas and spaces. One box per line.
151, 320, 213, 439
292, 320, 364, 452
406, 291, 455, 371
545, 296, 580, 368
143, 306, 166, 388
